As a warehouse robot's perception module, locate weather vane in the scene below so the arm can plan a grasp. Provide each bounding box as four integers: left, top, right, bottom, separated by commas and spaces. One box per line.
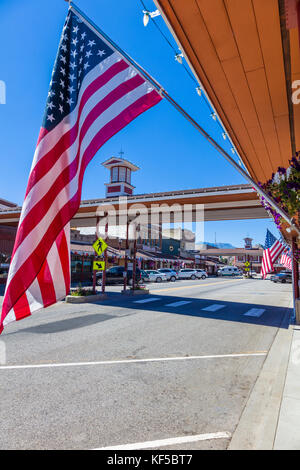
118, 147, 125, 159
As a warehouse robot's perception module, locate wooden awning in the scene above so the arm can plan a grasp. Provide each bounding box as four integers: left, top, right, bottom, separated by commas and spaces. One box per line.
155, 0, 300, 183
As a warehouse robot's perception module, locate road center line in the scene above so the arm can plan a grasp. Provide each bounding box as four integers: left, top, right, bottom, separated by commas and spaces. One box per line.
0, 352, 267, 370
94, 431, 232, 450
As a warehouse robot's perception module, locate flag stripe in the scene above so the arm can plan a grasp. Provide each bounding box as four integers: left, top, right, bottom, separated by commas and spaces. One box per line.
36, 260, 57, 310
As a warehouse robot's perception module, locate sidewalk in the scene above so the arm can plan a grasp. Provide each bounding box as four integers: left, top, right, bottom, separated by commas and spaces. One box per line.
229, 303, 300, 450
273, 325, 300, 449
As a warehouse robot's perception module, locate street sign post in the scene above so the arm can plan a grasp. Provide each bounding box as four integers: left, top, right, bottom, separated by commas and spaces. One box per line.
92, 237, 108, 293
244, 261, 250, 275
92, 237, 108, 256
93, 261, 105, 271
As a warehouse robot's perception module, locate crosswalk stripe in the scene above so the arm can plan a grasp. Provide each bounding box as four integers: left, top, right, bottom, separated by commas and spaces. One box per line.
165, 301, 192, 307
133, 297, 161, 304
202, 304, 225, 312
244, 308, 265, 317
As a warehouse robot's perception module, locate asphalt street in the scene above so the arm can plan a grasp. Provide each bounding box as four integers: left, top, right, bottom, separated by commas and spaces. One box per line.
0, 277, 292, 449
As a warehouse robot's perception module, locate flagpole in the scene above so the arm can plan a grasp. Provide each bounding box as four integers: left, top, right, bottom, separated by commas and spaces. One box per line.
69, 2, 300, 237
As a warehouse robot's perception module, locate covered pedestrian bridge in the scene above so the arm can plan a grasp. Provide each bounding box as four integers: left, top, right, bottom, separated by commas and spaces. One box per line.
0, 183, 268, 230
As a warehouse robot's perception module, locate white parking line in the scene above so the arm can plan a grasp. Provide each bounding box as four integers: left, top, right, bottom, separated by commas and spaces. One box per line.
244, 308, 265, 317
202, 304, 225, 312
94, 431, 232, 450
0, 352, 267, 370
133, 297, 161, 304
165, 301, 192, 307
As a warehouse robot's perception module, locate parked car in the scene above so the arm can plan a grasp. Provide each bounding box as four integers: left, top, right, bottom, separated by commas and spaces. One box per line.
195, 269, 208, 280
177, 269, 198, 280
95, 266, 141, 286
273, 272, 292, 284
217, 266, 240, 276
141, 270, 150, 282
144, 270, 168, 283
157, 268, 178, 282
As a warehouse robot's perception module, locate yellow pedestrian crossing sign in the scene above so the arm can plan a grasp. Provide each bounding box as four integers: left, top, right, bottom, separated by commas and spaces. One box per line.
93, 261, 105, 271
93, 237, 108, 256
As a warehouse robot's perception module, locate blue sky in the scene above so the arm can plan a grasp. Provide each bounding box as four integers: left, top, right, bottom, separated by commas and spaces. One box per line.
0, 0, 277, 246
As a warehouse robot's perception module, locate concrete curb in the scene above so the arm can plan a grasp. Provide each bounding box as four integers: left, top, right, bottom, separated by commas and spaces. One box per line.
65, 293, 108, 303
121, 289, 150, 296
228, 308, 293, 450
273, 325, 300, 449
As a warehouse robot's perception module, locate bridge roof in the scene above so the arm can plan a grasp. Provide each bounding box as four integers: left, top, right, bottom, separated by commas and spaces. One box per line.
0, 184, 268, 227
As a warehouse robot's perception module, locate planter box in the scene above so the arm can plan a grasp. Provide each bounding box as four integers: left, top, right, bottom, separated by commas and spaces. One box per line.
121, 289, 150, 296
66, 293, 108, 303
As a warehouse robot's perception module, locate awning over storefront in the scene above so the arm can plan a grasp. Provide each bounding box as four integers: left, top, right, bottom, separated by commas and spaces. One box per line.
71, 243, 125, 258
69, 243, 196, 265
155, 0, 300, 183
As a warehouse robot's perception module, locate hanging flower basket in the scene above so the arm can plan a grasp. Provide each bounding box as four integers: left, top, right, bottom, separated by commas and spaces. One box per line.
257, 153, 300, 233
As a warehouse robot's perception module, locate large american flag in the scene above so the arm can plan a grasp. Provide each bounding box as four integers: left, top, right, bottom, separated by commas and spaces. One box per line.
0, 8, 162, 333
261, 229, 285, 279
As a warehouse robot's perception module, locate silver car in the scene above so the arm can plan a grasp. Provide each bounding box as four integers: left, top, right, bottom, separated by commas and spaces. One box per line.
195, 269, 208, 280
177, 269, 198, 280
157, 269, 178, 282
145, 270, 168, 283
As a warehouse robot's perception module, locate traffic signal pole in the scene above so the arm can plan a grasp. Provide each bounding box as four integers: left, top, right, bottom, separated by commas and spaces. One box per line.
123, 219, 129, 292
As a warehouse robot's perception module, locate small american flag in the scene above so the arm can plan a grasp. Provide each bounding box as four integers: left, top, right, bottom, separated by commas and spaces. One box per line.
280, 250, 292, 271
261, 229, 285, 279
0, 7, 162, 333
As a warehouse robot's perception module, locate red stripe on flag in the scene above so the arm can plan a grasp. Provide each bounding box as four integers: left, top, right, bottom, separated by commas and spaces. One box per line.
12, 293, 31, 322
37, 258, 57, 309
36, 127, 49, 147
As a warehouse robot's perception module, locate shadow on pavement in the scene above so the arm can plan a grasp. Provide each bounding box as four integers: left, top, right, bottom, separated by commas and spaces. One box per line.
5, 290, 291, 335
19, 313, 115, 334
88, 292, 292, 329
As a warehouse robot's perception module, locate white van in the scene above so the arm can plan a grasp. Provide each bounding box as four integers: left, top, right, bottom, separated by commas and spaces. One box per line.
217, 266, 239, 276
